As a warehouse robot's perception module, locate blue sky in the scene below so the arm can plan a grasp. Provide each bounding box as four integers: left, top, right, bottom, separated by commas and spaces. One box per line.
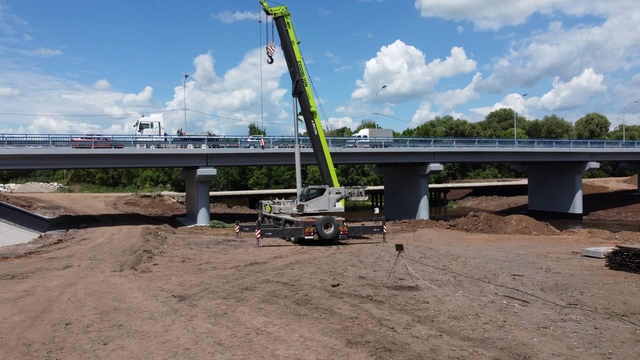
1, 0, 639, 136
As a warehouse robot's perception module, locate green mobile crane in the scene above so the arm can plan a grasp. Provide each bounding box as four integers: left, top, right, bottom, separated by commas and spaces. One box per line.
252, 0, 384, 243
260, 0, 339, 188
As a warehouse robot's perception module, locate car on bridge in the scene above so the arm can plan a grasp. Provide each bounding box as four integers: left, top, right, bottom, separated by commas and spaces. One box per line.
71, 135, 124, 149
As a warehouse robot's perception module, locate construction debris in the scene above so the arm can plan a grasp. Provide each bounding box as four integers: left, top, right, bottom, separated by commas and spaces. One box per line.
606, 245, 640, 274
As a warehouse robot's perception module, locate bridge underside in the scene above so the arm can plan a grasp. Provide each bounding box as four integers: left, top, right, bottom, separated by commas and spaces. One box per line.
178, 161, 611, 225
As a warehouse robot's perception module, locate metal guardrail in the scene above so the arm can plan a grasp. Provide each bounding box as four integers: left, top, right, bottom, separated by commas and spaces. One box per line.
1, 134, 639, 150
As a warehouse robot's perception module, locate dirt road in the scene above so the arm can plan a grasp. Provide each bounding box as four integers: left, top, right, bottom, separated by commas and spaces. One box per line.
1, 184, 640, 359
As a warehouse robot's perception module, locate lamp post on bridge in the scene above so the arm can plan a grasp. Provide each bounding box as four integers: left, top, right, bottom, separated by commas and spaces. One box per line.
513, 93, 527, 142
183, 74, 189, 133
375, 85, 387, 125
623, 100, 639, 141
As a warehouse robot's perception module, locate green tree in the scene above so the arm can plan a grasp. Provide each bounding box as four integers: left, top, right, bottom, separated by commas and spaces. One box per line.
303, 166, 321, 186
404, 121, 435, 137
212, 167, 252, 191
248, 123, 266, 136
401, 115, 480, 138
610, 124, 640, 141
247, 166, 296, 190
325, 126, 353, 137
336, 165, 381, 186
479, 108, 530, 139
574, 113, 610, 139
527, 115, 573, 139
354, 119, 381, 132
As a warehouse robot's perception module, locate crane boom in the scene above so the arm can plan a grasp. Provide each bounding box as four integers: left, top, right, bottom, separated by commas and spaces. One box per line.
260, 0, 340, 188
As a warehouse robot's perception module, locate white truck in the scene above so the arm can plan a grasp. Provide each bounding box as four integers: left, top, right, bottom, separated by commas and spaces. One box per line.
134, 113, 165, 137
347, 128, 394, 148
133, 114, 219, 148
132, 114, 166, 148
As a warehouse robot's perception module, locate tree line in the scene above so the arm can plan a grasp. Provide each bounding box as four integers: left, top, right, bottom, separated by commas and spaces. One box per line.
1, 110, 635, 192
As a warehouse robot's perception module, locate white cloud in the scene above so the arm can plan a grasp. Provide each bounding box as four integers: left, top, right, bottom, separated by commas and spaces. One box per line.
317, 8, 331, 17
433, 72, 481, 111
91, 79, 111, 91
478, 12, 640, 93
163, 48, 289, 136
0, 69, 161, 134
0, 2, 29, 35
538, 68, 607, 111
326, 116, 357, 130
470, 93, 529, 120
335, 65, 354, 73
414, 0, 638, 31
351, 40, 476, 104
60, 85, 153, 114
411, 102, 438, 125
213, 11, 259, 24
355, 32, 374, 39
29, 48, 62, 57
123, 86, 153, 107
0, 86, 20, 97
26, 117, 101, 134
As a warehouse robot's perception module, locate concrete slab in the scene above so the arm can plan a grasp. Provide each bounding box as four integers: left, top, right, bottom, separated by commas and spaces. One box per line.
0, 220, 41, 246
582, 247, 614, 258
0, 201, 52, 247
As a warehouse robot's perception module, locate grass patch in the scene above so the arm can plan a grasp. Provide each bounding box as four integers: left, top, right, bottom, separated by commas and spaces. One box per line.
209, 220, 234, 228
58, 183, 171, 193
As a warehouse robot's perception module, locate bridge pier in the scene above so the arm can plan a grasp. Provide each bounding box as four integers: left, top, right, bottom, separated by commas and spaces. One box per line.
179, 167, 217, 226
370, 191, 384, 211
375, 163, 443, 220
512, 162, 599, 218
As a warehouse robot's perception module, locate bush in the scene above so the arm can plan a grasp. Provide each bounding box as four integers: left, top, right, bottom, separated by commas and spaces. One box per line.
208, 220, 233, 228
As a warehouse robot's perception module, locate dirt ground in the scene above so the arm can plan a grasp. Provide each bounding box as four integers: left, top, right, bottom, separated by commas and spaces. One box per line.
1, 178, 640, 359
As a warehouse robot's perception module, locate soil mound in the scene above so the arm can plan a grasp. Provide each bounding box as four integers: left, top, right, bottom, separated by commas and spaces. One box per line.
113, 194, 184, 217
623, 174, 638, 185
388, 219, 444, 233
446, 212, 561, 236
390, 212, 560, 237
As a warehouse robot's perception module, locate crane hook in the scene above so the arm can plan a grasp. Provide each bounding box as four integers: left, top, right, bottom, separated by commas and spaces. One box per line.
266, 41, 276, 65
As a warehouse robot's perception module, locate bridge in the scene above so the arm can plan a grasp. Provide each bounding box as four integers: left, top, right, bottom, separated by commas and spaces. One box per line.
2, 135, 640, 225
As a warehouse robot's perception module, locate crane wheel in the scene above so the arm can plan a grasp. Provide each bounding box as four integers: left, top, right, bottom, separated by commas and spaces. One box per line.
316, 216, 339, 240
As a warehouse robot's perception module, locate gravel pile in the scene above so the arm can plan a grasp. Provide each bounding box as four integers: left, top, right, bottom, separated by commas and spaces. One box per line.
0, 182, 66, 193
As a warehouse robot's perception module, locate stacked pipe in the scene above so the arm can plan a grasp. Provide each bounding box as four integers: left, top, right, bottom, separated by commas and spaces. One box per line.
606, 245, 640, 274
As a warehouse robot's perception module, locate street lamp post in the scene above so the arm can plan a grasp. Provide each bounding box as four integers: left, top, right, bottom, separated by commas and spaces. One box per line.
513, 93, 527, 141
623, 100, 639, 141
183, 74, 189, 133
375, 85, 387, 125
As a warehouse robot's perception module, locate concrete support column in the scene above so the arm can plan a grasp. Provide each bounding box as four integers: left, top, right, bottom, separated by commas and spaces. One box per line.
512, 162, 599, 218
180, 167, 217, 226
374, 163, 443, 220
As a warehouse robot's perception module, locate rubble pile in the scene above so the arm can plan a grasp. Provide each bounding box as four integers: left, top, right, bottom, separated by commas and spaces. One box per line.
0, 182, 66, 193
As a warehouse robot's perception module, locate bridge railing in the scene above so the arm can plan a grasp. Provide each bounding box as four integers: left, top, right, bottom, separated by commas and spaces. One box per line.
1, 134, 639, 150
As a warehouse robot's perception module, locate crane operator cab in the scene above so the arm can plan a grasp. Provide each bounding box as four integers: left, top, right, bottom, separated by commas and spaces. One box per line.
295, 185, 346, 214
